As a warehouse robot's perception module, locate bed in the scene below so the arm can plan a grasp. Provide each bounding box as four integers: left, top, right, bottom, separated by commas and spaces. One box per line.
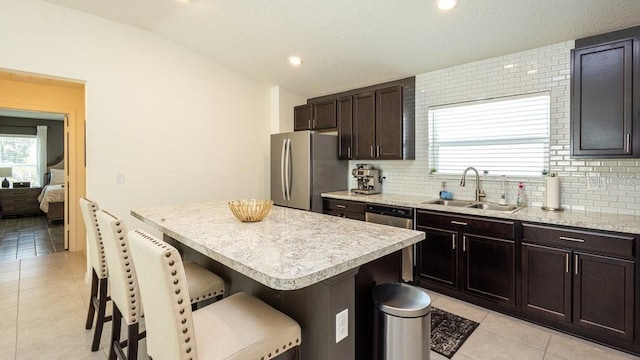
38, 162, 65, 225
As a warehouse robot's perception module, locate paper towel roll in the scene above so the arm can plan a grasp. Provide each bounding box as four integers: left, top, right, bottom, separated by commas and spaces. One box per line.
545, 175, 560, 209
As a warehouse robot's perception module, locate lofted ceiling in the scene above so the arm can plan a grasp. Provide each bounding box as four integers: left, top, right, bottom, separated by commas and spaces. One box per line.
42, 0, 640, 98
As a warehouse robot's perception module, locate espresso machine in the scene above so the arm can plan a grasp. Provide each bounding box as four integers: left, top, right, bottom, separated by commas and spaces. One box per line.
351, 164, 382, 194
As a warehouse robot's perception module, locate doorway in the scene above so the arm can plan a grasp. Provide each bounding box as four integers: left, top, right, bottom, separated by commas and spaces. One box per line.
0, 70, 86, 253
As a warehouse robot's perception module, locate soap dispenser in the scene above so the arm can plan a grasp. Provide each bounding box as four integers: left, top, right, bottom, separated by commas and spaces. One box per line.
440, 181, 453, 200
516, 182, 526, 207
498, 175, 508, 205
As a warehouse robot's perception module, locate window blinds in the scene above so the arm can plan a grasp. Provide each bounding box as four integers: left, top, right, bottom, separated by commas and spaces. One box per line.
428, 93, 550, 177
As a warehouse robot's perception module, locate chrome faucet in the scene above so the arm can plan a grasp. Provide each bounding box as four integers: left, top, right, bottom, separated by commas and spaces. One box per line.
460, 167, 486, 202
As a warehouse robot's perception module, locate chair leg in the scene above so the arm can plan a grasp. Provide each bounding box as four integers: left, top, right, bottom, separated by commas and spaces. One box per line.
109, 304, 122, 360
85, 269, 98, 330
127, 323, 139, 360
91, 277, 109, 351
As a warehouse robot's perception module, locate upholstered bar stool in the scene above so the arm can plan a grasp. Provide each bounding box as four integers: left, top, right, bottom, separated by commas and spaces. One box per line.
97, 210, 226, 360
129, 229, 302, 360
79, 198, 112, 352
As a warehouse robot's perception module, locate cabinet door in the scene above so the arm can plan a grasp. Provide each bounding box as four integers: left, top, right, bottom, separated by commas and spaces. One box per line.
337, 96, 353, 159
353, 92, 376, 159
416, 226, 458, 289
571, 40, 634, 157
521, 243, 572, 323
573, 252, 634, 340
313, 99, 337, 130
462, 234, 515, 305
294, 104, 313, 131
375, 85, 403, 159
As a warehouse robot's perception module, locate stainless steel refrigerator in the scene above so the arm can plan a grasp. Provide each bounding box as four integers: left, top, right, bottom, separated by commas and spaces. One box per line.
271, 131, 347, 212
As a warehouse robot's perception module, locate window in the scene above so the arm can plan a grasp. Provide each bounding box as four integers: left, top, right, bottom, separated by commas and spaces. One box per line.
0, 135, 39, 186
428, 93, 550, 177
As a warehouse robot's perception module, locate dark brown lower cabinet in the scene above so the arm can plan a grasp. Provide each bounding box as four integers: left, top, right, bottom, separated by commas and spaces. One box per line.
521, 223, 636, 345
522, 243, 572, 323
322, 198, 365, 221
415, 210, 516, 306
574, 252, 635, 341
463, 234, 515, 305
416, 226, 458, 289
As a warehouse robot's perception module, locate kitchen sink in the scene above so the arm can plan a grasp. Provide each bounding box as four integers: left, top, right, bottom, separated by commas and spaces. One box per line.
423, 199, 475, 207
466, 203, 522, 212
423, 199, 522, 213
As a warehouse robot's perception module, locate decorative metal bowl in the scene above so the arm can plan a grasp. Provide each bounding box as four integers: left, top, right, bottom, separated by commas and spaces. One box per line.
228, 199, 274, 222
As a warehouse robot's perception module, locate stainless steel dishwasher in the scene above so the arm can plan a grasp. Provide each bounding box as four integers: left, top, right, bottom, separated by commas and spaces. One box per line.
365, 204, 415, 283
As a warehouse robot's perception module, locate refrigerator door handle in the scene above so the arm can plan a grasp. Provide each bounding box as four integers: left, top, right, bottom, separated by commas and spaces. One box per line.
280, 139, 287, 200
285, 138, 292, 200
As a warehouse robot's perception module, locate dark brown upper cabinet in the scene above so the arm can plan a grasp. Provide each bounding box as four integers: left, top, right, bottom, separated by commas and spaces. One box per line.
293, 99, 337, 131
571, 31, 640, 158
337, 96, 353, 159
294, 104, 312, 131
299, 77, 415, 160
353, 92, 376, 159
376, 86, 403, 159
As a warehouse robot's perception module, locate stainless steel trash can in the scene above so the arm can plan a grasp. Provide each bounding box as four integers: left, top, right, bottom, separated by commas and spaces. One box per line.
372, 283, 431, 360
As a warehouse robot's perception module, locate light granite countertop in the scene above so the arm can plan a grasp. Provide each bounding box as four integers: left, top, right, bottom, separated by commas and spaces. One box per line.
322, 191, 640, 235
131, 201, 425, 291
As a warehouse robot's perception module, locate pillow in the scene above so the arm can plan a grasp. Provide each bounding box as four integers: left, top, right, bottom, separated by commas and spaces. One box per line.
50, 169, 65, 185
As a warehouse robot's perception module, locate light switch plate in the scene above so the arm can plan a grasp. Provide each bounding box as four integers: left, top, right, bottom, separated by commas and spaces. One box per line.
336, 308, 348, 343
115, 172, 125, 184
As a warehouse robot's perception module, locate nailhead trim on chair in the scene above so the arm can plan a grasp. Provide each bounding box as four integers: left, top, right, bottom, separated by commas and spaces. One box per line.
133, 229, 196, 360
104, 212, 142, 325
89, 203, 108, 278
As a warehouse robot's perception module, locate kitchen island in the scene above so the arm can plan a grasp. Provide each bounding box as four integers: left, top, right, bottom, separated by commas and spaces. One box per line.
132, 201, 425, 360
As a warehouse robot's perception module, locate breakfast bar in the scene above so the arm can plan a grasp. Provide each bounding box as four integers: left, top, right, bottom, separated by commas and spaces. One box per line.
132, 201, 425, 360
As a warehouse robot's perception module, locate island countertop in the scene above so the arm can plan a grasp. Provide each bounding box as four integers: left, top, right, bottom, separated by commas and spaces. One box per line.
131, 201, 425, 291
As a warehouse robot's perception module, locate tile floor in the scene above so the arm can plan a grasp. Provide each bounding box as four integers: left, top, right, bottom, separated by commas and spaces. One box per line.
0, 251, 638, 360
0, 216, 65, 263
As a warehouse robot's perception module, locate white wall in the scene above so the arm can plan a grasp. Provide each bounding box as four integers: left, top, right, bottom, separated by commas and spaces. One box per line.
270, 86, 306, 134
0, 0, 274, 230
353, 41, 640, 216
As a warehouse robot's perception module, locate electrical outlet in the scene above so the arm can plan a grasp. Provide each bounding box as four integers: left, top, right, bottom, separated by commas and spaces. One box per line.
336, 308, 348, 343
115, 172, 125, 184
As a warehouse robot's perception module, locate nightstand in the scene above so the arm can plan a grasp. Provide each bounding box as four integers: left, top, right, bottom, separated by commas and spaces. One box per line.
0, 187, 41, 218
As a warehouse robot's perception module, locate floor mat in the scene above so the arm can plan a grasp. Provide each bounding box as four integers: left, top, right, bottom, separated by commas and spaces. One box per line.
431, 307, 479, 358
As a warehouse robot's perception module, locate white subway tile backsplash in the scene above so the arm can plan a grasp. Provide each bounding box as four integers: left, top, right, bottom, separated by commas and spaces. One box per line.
349, 39, 640, 215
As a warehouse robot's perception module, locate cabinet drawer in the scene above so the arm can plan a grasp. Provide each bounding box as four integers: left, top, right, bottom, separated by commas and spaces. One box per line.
417, 210, 515, 240
2, 197, 37, 205
324, 210, 365, 221
323, 198, 365, 215
3, 189, 40, 199
3, 203, 40, 212
522, 223, 635, 259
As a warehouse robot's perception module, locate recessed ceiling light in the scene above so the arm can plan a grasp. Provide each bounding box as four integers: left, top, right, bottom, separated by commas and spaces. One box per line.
289, 56, 303, 66
437, 0, 458, 11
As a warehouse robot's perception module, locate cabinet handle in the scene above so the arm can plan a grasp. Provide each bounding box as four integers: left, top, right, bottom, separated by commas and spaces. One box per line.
574, 254, 579, 275
559, 236, 584, 243
451, 234, 456, 250
308, 119, 312, 129
336, 204, 347, 209
625, 133, 631, 154
565, 253, 569, 273
370, 146, 374, 157
451, 221, 467, 226
313, 118, 317, 129
376, 145, 380, 157
463, 235, 467, 252
347, 146, 351, 158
